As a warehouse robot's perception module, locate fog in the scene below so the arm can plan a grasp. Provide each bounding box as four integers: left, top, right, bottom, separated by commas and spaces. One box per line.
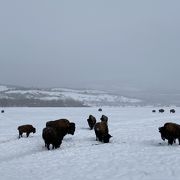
0, 0, 180, 92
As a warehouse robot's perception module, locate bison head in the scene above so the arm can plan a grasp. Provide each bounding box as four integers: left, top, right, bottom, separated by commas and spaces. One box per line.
103, 134, 112, 143
68, 122, 76, 135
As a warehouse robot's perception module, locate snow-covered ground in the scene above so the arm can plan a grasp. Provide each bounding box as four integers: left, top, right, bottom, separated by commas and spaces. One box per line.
0, 107, 180, 180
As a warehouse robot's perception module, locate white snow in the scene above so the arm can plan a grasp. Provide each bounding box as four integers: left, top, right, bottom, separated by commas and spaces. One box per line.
0, 85, 10, 92
0, 107, 179, 180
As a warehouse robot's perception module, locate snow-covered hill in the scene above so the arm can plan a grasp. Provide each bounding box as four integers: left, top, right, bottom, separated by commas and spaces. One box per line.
0, 85, 142, 107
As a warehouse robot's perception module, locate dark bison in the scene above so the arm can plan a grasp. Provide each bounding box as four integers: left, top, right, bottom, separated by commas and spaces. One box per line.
152, 110, 156, 113
159, 122, 180, 145
170, 109, 175, 113
98, 108, 102, 112
87, 115, 96, 130
100, 115, 108, 123
94, 121, 112, 143
42, 127, 62, 150
1, 110, 4, 113
46, 119, 75, 139
159, 109, 165, 113
18, 124, 36, 138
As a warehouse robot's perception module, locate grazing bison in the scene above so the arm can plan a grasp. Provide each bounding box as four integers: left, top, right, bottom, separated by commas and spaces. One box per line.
42, 127, 62, 150
1, 110, 4, 113
94, 121, 112, 143
152, 110, 156, 113
87, 115, 96, 130
18, 124, 36, 138
170, 109, 175, 113
159, 109, 165, 113
159, 122, 180, 145
46, 119, 75, 139
100, 115, 108, 124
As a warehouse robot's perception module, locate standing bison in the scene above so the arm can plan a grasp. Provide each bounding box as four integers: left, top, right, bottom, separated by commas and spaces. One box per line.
159, 109, 165, 113
42, 127, 62, 150
46, 119, 75, 139
18, 124, 36, 138
170, 109, 175, 113
94, 121, 112, 143
159, 122, 180, 145
87, 115, 96, 130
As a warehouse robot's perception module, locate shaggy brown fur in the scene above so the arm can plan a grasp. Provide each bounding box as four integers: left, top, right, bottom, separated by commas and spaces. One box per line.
94, 121, 112, 143
87, 115, 96, 130
159, 122, 180, 145
18, 124, 36, 138
42, 127, 62, 150
46, 119, 75, 139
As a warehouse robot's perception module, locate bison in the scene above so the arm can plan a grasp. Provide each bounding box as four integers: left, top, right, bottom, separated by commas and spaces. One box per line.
18, 124, 36, 138
159, 122, 180, 145
98, 108, 102, 112
42, 127, 62, 150
46, 119, 75, 139
152, 110, 156, 113
87, 115, 96, 130
170, 109, 175, 113
100, 115, 108, 123
94, 121, 112, 143
159, 109, 165, 113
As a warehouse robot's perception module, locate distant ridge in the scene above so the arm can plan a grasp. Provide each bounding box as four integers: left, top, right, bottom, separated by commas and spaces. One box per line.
0, 84, 142, 107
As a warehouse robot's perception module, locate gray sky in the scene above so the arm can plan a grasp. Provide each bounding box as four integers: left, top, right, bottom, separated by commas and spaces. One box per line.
0, 0, 180, 91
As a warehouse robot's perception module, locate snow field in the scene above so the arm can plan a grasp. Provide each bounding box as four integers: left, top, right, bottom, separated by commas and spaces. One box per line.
0, 107, 180, 180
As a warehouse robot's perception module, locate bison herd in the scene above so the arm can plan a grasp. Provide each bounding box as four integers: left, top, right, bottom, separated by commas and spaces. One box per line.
152, 108, 176, 113
17, 114, 112, 150
16, 108, 180, 149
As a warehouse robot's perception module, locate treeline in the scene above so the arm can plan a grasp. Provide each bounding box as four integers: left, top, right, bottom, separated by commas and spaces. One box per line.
0, 98, 86, 107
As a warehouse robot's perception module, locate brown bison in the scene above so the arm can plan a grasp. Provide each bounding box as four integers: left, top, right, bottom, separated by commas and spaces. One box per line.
159, 122, 180, 145
100, 115, 108, 123
170, 109, 175, 113
87, 115, 96, 130
46, 119, 75, 139
42, 127, 62, 150
18, 124, 36, 138
98, 108, 102, 112
94, 121, 112, 143
159, 109, 165, 113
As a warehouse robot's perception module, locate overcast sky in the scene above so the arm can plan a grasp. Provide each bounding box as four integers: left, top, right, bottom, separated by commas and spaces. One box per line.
0, 0, 180, 91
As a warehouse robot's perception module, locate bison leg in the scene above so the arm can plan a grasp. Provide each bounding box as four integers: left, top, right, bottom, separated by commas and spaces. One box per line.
26, 132, 30, 137
168, 138, 174, 145
47, 144, 50, 150
19, 131, 23, 138
178, 138, 180, 145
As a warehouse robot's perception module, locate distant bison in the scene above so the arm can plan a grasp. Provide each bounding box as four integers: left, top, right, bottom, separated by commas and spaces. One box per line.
42, 127, 62, 150
18, 124, 36, 138
46, 119, 75, 139
159, 109, 165, 113
100, 115, 108, 123
170, 109, 175, 113
159, 122, 180, 145
152, 110, 156, 113
94, 121, 112, 143
98, 108, 102, 112
1, 110, 4, 113
87, 115, 96, 130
